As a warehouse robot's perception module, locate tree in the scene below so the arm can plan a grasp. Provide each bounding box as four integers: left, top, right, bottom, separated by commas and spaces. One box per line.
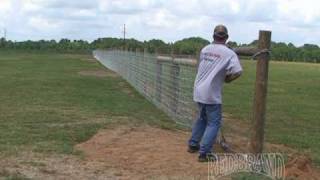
145, 39, 170, 54
173, 37, 210, 55
0, 37, 319, 63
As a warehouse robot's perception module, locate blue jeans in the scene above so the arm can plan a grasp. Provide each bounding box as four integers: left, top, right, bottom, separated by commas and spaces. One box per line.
188, 103, 222, 155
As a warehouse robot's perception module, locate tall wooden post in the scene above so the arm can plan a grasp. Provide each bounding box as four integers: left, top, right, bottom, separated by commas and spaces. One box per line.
193, 49, 201, 119
170, 52, 180, 114
155, 53, 163, 104
143, 48, 148, 94
135, 49, 140, 89
250, 30, 272, 154
155, 49, 162, 104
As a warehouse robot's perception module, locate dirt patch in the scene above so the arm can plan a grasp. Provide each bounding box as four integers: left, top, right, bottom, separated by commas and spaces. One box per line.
285, 154, 320, 180
0, 152, 119, 180
76, 125, 320, 180
222, 117, 320, 179
78, 70, 119, 78
2, 125, 319, 179
76, 125, 208, 179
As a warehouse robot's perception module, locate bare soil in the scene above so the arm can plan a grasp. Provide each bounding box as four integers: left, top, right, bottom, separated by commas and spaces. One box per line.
1, 124, 319, 180
75, 125, 320, 180
76, 125, 208, 179
0, 151, 118, 180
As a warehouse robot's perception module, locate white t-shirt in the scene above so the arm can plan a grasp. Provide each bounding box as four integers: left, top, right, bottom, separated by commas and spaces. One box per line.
193, 43, 242, 104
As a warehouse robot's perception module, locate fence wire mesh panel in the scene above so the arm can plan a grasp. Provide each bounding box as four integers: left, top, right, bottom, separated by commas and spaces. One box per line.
93, 50, 198, 127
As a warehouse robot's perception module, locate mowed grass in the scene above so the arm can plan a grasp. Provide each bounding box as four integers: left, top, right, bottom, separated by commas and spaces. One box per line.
0, 51, 173, 155
223, 60, 320, 166
0, 50, 319, 178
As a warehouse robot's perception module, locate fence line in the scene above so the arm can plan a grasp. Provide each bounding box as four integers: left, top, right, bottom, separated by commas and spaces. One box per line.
93, 30, 272, 154
93, 49, 198, 127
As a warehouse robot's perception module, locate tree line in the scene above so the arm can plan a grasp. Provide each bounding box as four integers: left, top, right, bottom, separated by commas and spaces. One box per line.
0, 37, 319, 63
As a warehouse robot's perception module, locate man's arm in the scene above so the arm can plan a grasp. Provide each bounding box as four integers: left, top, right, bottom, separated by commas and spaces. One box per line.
225, 72, 241, 83
225, 53, 242, 83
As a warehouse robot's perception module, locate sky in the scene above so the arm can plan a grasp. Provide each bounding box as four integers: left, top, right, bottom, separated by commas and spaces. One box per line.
0, 0, 320, 46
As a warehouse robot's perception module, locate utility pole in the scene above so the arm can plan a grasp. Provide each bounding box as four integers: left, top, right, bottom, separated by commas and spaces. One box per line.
123, 24, 126, 41
123, 24, 126, 50
4, 28, 6, 39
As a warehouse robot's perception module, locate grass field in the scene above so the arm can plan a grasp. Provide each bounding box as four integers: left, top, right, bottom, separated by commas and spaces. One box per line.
0, 51, 319, 179
223, 60, 320, 166
0, 51, 174, 155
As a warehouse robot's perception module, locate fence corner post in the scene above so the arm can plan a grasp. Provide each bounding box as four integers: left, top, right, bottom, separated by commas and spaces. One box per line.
250, 30, 272, 154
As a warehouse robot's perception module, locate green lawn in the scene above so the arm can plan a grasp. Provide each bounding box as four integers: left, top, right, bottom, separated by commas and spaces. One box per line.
0, 51, 173, 155
223, 60, 320, 166
0, 51, 319, 179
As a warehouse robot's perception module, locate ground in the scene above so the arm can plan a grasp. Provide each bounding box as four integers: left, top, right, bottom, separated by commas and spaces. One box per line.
0, 51, 319, 179
1, 124, 319, 179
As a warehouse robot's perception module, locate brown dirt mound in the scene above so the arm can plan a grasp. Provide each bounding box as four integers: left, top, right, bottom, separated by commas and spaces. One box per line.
75, 126, 208, 179
78, 70, 119, 78
285, 154, 320, 180
76, 125, 320, 180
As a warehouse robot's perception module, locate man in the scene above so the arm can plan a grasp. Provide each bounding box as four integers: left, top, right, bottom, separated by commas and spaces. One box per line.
188, 25, 242, 162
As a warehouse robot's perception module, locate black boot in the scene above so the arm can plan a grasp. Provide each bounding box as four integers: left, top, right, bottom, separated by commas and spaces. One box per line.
187, 145, 200, 153
198, 153, 217, 162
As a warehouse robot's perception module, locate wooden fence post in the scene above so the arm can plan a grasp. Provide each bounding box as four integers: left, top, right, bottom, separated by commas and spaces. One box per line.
250, 30, 272, 154
193, 49, 201, 118
135, 48, 140, 89
155, 50, 163, 104
143, 48, 148, 95
170, 52, 180, 114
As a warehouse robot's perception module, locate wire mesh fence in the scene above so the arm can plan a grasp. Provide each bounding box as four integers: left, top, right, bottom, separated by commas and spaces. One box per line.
93, 49, 198, 127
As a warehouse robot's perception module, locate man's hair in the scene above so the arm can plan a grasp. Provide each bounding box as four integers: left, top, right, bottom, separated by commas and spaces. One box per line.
213, 25, 229, 42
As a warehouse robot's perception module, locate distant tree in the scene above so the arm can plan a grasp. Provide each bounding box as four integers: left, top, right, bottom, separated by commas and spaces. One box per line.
126, 38, 144, 51
302, 44, 319, 50
92, 38, 124, 49
249, 40, 259, 46
145, 39, 170, 54
0, 38, 6, 48
0, 36, 319, 63
227, 41, 238, 48
173, 37, 210, 55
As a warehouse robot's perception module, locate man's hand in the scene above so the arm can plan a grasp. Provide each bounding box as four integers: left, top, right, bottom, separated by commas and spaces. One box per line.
225, 72, 241, 83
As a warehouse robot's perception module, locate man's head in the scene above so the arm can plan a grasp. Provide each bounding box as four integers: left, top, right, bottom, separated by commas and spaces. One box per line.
213, 25, 228, 43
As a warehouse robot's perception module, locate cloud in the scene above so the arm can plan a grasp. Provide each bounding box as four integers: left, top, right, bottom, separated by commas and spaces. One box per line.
242, 0, 278, 22
0, 0, 319, 45
276, 0, 320, 29
98, 0, 163, 14
27, 0, 98, 10
0, 0, 13, 26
